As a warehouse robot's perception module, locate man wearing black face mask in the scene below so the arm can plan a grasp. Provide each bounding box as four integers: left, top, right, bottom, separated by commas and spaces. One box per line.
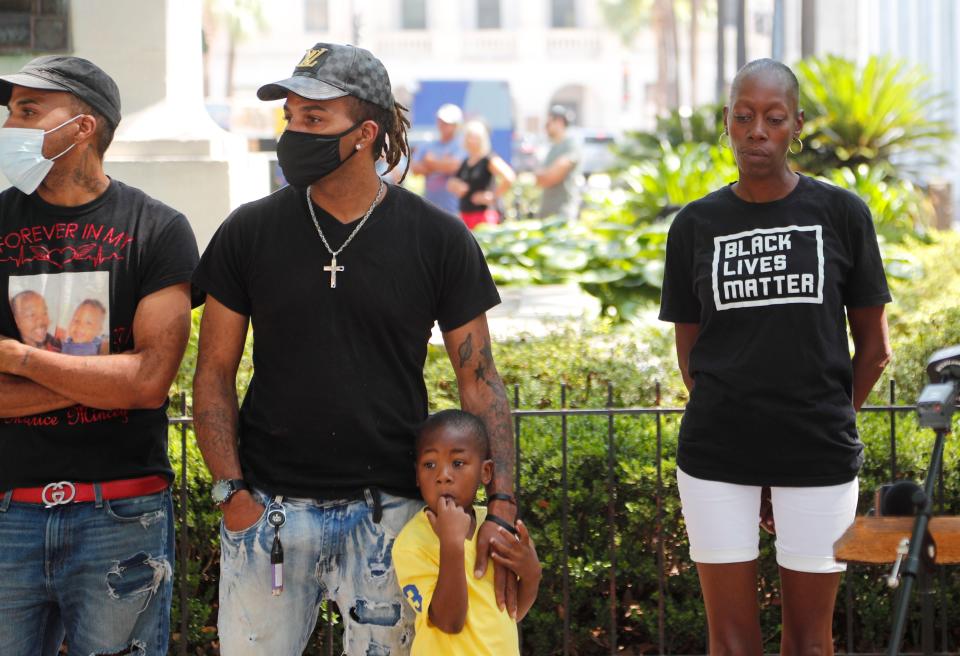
192, 43, 519, 654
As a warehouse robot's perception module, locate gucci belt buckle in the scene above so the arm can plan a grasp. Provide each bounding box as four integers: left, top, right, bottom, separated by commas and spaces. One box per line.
41, 481, 77, 508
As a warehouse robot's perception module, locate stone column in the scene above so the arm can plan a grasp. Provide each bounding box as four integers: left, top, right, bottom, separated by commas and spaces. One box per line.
73, 0, 271, 248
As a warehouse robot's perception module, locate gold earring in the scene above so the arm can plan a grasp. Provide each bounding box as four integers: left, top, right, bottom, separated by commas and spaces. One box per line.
718, 131, 730, 149
789, 136, 803, 155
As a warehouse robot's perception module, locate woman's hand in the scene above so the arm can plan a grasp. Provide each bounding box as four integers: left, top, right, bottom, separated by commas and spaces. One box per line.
469, 190, 496, 207
446, 178, 469, 198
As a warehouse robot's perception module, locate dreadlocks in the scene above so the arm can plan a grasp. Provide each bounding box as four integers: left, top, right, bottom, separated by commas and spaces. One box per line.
348, 97, 411, 183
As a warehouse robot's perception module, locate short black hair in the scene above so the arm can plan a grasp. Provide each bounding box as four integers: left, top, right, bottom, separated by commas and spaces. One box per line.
70, 96, 116, 159
729, 58, 800, 114
416, 409, 490, 459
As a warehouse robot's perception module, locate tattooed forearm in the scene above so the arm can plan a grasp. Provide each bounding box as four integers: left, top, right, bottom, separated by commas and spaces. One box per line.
478, 376, 515, 492
473, 338, 499, 391
194, 405, 242, 478
460, 336, 514, 492
194, 366, 243, 480
458, 333, 473, 368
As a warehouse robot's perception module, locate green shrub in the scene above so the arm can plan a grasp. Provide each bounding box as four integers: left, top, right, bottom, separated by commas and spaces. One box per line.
795, 55, 954, 176
818, 165, 935, 243
615, 104, 725, 164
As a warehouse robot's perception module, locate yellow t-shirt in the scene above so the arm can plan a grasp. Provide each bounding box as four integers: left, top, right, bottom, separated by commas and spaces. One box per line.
392, 506, 520, 656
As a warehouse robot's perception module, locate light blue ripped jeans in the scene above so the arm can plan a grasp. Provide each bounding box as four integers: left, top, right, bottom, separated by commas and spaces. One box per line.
218, 489, 421, 656
0, 489, 174, 656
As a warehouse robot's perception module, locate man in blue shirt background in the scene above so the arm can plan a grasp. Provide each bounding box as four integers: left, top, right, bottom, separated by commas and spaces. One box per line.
411, 103, 465, 214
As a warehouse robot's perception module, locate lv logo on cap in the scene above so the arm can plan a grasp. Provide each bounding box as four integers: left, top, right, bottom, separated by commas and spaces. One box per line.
297, 48, 328, 68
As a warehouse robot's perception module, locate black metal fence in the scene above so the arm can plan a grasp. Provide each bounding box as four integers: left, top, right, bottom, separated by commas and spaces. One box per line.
166, 380, 952, 655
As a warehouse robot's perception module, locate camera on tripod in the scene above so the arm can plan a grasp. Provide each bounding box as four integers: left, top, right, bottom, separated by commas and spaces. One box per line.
916, 345, 960, 430
873, 346, 959, 519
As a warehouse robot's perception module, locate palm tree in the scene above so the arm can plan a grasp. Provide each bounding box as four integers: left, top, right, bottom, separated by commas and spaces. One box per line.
690, 0, 701, 106
794, 55, 954, 175
772, 0, 785, 60
202, 0, 267, 98
716, 0, 726, 101
801, 0, 816, 58
735, 0, 746, 70
600, 0, 680, 113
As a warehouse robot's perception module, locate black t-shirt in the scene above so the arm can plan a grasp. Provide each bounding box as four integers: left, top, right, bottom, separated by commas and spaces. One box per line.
456, 156, 494, 213
0, 180, 199, 489
192, 184, 501, 499
658, 174, 891, 486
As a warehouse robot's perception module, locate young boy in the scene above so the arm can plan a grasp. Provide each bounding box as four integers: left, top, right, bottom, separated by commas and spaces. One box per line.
392, 409, 541, 655
61, 298, 109, 355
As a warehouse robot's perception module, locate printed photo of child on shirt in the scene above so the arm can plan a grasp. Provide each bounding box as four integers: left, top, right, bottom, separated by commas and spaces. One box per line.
8, 271, 110, 356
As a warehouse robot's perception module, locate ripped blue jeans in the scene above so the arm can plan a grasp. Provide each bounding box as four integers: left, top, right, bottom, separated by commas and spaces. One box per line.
0, 489, 174, 656
218, 489, 420, 656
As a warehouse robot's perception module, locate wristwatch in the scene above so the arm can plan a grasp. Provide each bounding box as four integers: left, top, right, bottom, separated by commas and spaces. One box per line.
211, 479, 248, 505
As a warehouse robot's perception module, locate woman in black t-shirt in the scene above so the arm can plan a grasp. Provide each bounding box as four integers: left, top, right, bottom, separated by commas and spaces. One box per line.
447, 120, 515, 229
659, 59, 891, 655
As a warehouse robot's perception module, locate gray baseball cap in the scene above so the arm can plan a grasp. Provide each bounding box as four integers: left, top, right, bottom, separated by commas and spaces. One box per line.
0, 55, 121, 128
257, 43, 395, 110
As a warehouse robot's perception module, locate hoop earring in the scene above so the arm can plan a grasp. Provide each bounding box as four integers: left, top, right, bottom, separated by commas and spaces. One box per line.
718, 131, 730, 149
789, 136, 803, 155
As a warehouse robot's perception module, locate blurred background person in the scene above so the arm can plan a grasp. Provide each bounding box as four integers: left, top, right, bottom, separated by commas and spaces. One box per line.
410, 103, 465, 214
535, 105, 582, 221
448, 119, 515, 230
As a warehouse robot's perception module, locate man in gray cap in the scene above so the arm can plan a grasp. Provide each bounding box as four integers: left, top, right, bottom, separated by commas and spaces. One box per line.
192, 42, 519, 654
0, 56, 198, 656
410, 102, 466, 214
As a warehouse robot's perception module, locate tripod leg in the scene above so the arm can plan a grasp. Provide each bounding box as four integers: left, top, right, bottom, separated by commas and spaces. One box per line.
920, 567, 934, 656
886, 429, 946, 656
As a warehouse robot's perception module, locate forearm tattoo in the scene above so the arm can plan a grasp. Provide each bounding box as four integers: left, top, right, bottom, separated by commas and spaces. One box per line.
458, 333, 473, 368
194, 403, 242, 478
456, 333, 514, 492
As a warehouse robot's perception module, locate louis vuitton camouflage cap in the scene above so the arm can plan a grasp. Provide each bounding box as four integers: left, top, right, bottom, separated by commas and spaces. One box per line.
257, 43, 394, 110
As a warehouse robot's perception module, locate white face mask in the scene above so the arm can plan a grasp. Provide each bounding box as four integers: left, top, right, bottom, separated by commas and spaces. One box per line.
0, 114, 82, 194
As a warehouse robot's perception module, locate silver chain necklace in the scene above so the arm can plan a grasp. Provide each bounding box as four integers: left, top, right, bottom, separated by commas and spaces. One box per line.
305, 180, 384, 288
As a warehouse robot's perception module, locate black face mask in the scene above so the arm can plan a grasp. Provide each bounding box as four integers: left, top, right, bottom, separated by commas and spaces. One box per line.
276, 121, 363, 187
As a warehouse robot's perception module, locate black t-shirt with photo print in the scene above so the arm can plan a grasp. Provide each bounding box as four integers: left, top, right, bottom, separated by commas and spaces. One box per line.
192, 183, 501, 499
659, 174, 891, 486
0, 180, 199, 489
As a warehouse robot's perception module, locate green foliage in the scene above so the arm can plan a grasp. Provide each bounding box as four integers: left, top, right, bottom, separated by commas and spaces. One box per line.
608, 142, 737, 220
794, 55, 954, 176
474, 215, 670, 320
818, 164, 935, 243
884, 230, 960, 339
615, 104, 725, 162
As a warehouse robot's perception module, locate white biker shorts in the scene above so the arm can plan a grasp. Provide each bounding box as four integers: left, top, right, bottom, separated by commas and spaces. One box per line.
677, 468, 859, 573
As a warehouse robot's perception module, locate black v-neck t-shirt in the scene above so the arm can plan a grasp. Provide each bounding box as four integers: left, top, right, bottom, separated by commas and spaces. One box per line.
193, 184, 500, 498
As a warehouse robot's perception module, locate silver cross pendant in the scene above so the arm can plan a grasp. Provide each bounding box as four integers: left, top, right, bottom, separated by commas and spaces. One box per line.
324, 255, 345, 288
